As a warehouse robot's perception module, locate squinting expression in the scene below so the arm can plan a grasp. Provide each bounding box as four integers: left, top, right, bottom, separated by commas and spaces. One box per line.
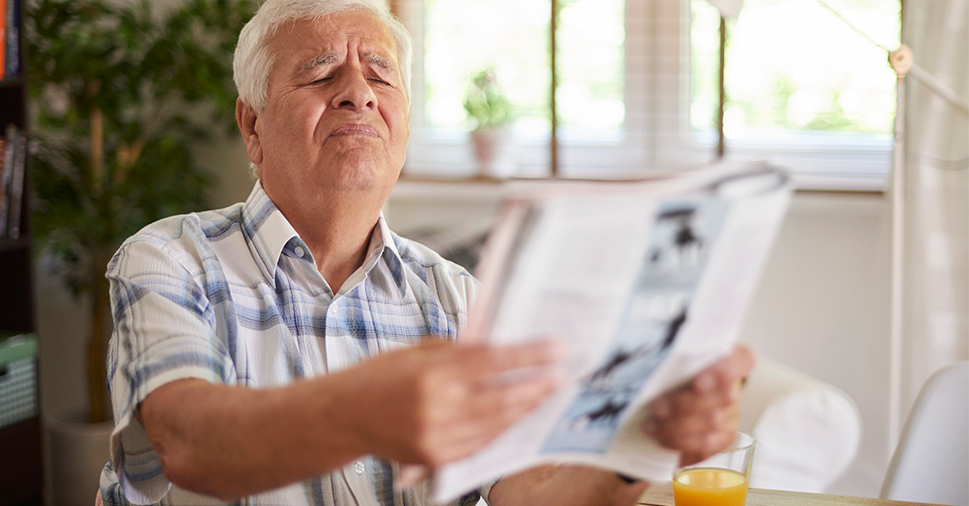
246, 11, 409, 215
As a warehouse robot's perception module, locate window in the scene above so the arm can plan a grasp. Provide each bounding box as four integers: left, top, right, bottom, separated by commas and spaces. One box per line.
423, 0, 551, 137
691, 0, 900, 189
399, 0, 644, 178
397, 0, 900, 189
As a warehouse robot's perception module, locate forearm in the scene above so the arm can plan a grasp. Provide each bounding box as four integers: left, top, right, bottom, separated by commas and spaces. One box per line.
139, 376, 365, 500
136, 340, 564, 501
488, 465, 649, 506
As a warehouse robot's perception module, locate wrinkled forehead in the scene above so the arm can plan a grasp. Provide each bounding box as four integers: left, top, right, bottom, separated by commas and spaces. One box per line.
269, 12, 399, 68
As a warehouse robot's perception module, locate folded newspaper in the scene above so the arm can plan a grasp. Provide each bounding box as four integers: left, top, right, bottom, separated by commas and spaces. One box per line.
431, 162, 792, 503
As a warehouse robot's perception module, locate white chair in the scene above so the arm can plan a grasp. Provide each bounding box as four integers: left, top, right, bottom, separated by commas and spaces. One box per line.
880, 361, 969, 506
738, 356, 863, 493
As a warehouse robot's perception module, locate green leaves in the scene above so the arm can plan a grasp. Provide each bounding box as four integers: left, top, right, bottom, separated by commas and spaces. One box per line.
25, 0, 257, 297
462, 68, 512, 130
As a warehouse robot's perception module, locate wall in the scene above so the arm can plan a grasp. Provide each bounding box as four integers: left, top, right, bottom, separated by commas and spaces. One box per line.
737, 191, 891, 497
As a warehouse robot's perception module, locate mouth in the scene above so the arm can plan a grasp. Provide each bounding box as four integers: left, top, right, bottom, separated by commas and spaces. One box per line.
329, 123, 380, 138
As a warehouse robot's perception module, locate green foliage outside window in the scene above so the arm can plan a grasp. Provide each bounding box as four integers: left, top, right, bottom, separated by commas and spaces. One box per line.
691, 0, 899, 138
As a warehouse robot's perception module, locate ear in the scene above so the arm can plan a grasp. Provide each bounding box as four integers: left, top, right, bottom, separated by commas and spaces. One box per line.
236, 98, 263, 166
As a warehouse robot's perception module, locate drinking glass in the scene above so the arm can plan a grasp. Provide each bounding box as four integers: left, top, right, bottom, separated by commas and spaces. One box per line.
672, 431, 755, 506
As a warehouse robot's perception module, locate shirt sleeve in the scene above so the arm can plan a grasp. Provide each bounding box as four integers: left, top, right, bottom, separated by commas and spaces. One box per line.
104, 234, 236, 504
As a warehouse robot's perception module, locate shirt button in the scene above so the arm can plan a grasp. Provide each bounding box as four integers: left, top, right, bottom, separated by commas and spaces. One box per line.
354, 461, 365, 475
294, 246, 305, 258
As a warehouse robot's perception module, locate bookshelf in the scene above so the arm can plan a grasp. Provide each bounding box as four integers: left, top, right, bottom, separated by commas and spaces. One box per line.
0, 1, 43, 505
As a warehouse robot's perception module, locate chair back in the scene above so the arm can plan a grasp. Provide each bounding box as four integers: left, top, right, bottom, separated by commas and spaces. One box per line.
880, 361, 969, 505
739, 357, 862, 493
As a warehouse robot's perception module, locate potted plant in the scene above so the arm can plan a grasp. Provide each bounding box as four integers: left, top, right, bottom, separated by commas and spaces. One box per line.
462, 68, 513, 177
25, 0, 254, 502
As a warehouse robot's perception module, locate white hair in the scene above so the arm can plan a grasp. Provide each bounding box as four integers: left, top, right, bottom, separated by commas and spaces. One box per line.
233, 0, 413, 111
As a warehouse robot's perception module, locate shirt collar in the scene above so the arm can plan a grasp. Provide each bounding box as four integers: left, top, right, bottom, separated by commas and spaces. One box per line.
374, 212, 403, 269
241, 181, 299, 288
339, 212, 406, 297
241, 181, 406, 295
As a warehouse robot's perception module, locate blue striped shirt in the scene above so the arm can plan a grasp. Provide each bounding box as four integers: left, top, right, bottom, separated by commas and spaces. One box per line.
100, 181, 481, 506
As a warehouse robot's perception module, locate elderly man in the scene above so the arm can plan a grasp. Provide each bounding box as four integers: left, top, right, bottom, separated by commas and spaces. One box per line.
98, 0, 754, 505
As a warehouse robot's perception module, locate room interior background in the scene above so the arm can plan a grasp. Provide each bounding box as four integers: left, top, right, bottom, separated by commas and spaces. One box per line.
25, 0, 967, 503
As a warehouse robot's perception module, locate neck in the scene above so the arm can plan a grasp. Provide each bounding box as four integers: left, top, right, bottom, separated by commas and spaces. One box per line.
305, 209, 379, 293
274, 189, 385, 293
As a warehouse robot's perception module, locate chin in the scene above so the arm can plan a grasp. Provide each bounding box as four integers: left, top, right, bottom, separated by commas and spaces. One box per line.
330, 166, 394, 194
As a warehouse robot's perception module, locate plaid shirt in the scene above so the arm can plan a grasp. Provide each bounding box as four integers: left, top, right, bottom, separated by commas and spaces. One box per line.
100, 182, 481, 506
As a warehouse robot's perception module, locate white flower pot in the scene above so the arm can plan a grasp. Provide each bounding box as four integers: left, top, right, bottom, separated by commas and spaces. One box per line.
47, 412, 114, 506
469, 128, 515, 178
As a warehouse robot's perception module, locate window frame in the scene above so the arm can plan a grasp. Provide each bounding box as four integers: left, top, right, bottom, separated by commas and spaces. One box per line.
397, 0, 893, 190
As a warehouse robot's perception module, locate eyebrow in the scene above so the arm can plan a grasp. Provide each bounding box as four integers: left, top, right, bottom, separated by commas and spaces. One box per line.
298, 53, 339, 76
298, 51, 398, 80
363, 52, 397, 75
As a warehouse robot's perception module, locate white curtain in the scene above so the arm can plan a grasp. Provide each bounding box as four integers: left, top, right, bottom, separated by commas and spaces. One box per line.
889, 0, 969, 443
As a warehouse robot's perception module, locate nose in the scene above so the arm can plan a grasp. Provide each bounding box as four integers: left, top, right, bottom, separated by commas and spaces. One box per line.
330, 66, 378, 112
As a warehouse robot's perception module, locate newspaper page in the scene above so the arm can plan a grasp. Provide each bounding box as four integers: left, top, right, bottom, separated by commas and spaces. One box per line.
433, 162, 792, 503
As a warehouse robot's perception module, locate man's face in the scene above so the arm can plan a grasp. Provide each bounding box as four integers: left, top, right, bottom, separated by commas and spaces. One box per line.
247, 11, 409, 214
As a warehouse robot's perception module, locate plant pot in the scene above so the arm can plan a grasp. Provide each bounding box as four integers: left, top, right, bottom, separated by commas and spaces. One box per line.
47, 412, 114, 506
469, 127, 515, 178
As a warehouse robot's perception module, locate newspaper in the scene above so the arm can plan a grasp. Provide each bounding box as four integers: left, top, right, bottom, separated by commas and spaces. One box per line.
431, 162, 792, 503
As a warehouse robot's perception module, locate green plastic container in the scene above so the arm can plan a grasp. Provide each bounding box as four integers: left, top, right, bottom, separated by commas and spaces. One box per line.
0, 334, 39, 428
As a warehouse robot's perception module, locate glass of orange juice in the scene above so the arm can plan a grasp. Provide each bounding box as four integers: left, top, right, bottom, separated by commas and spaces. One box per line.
672, 431, 755, 506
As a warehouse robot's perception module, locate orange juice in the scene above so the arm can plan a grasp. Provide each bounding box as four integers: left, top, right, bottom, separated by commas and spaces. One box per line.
672, 467, 749, 506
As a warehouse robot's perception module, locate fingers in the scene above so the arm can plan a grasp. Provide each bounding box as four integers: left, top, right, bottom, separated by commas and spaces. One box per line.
652, 345, 755, 415
641, 345, 755, 463
354, 339, 566, 467
465, 364, 563, 418
691, 344, 755, 394
409, 340, 564, 415
646, 401, 735, 437
646, 403, 739, 464
648, 376, 743, 418
419, 343, 564, 463
438, 370, 564, 457
677, 421, 738, 467
460, 340, 567, 381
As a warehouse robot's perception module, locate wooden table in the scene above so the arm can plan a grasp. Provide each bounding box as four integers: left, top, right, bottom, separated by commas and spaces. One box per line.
638, 484, 939, 506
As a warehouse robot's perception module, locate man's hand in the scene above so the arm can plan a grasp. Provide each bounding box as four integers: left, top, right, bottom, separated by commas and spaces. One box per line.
642, 344, 756, 466
488, 345, 755, 506
336, 339, 565, 467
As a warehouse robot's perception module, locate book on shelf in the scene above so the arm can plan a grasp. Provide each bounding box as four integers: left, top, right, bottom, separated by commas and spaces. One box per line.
0, 129, 9, 237
7, 125, 23, 238
3, 0, 18, 80
431, 162, 792, 502
0, 0, 6, 81
0, 124, 25, 239
0, 134, 5, 230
